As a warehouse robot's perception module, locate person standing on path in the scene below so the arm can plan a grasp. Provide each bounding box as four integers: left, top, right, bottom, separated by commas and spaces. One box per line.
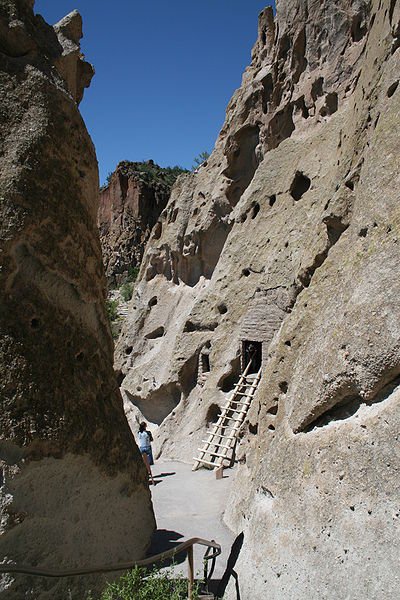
138, 421, 155, 485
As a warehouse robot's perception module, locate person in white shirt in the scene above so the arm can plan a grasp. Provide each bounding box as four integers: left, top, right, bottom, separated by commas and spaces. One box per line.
138, 421, 155, 485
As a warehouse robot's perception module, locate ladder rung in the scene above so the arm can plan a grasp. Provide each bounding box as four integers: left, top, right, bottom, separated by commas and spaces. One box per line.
235, 392, 253, 397
202, 440, 233, 450
193, 457, 220, 468
204, 450, 232, 460
213, 423, 235, 430
227, 405, 248, 411
222, 416, 243, 423
209, 431, 237, 440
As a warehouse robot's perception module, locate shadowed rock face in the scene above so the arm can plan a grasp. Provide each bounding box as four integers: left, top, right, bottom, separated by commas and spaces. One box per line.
116, 0, 400, 597
0, 1, 154, 598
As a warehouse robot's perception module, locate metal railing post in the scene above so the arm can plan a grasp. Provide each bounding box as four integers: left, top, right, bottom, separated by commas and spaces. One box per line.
187, 545, 194, 599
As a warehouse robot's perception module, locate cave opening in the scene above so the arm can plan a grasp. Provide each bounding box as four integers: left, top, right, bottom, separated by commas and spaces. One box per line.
242, 340, 262, 373
201, 353, 210, 373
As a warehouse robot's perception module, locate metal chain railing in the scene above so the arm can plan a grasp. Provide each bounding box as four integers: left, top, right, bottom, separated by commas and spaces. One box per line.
0, 537, 221, 599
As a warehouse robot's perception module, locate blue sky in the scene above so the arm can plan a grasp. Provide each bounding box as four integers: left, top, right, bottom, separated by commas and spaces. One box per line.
35, 1, 275, 184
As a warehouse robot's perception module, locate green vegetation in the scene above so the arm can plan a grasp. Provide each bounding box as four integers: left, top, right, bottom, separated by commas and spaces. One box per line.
126, 265, 140, 283
95, 565, 199, 600
106, 298, 119, 321
100, 160, 188, 192
120, 282, 133, 302
192, 151, 210, 170
105, 298, 121, 340
116, 160, 188, 191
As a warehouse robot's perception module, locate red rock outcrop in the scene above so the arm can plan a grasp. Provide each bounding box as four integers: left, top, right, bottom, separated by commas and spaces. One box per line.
0, 2, 154, 598
98, 161, 185, 286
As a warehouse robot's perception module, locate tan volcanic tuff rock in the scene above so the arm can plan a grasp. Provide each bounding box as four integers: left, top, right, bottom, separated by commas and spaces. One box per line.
98, 161, 184, 287
116, 0, 400, 597
0, 1, 155, 598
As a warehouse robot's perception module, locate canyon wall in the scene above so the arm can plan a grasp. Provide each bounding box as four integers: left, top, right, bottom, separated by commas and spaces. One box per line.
98, 161, 183, 287
116, 0, 400, 597
0, 2, 154, 598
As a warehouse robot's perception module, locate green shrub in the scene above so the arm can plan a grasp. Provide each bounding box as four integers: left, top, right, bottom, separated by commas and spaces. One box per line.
99, 565, 199, 600
192, 151, 210, 170
106, 299, 119, 322
120, 282, 133, 302
117, 161, 188, 190
126, 266, 140, 283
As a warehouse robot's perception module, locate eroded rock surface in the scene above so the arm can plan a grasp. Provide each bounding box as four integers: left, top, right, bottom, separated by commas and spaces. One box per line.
0, 2, 154, 598
98, 161, 186, 286
117, 0, 400, 597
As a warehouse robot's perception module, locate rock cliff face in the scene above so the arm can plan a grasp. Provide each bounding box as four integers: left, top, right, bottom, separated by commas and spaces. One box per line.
0, 2, 154, 598
98, 161, 185, 287
116, 0, 400, 597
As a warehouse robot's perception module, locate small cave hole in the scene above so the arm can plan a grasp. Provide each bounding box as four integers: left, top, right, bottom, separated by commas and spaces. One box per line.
345, 179, 355, 191
125, 346, 133, 355
242, 268, 251, 277
320, 92, 338, 117
359, 227, 368, 237
206, 403, 220, 425
261, 72, 274, 113
311, 76, 324, 101
279, 381, 288, 393
249, 423, 258, 435
148, 296, 158, 308
387, 81, 399, 98
284, 340, 291, 347
251, 202, 260, 219
145, 326, 165, 339
269, 194, 277, 207
217, 303, 228, 315
268, 424, 276, 431
267, 404, 278, 416
153, 221, 162, 240
30, 318, 40, 329
290, 172, 311, 201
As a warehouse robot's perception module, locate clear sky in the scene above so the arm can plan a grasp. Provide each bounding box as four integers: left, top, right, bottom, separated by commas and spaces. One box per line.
35, 0, 275, 184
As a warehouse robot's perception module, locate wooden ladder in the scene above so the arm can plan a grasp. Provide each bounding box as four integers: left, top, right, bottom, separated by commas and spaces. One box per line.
192, 362, 261, 471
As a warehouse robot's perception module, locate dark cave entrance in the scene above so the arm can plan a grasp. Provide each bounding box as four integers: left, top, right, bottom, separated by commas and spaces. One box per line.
242, 340, 262, 373
201, 353, 210, 373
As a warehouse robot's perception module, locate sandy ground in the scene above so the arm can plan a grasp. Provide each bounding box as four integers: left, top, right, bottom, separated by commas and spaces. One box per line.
147, 459, 237, 595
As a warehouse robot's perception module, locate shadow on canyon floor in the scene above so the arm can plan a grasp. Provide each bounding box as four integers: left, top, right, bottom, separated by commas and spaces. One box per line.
214, 532, 244, 599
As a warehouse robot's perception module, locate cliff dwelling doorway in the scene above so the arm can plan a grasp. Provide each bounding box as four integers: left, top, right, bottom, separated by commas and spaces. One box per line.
201, 353, 210, 373
242, 340, 262, 373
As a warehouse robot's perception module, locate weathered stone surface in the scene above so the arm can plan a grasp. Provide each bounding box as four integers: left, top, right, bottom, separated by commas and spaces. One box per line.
98, 161, 184, 286
116, 0, 400, 597
0, 2, 154, 598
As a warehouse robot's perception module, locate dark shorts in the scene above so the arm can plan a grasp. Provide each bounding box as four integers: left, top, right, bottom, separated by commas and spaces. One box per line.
141, 447, 154, 466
